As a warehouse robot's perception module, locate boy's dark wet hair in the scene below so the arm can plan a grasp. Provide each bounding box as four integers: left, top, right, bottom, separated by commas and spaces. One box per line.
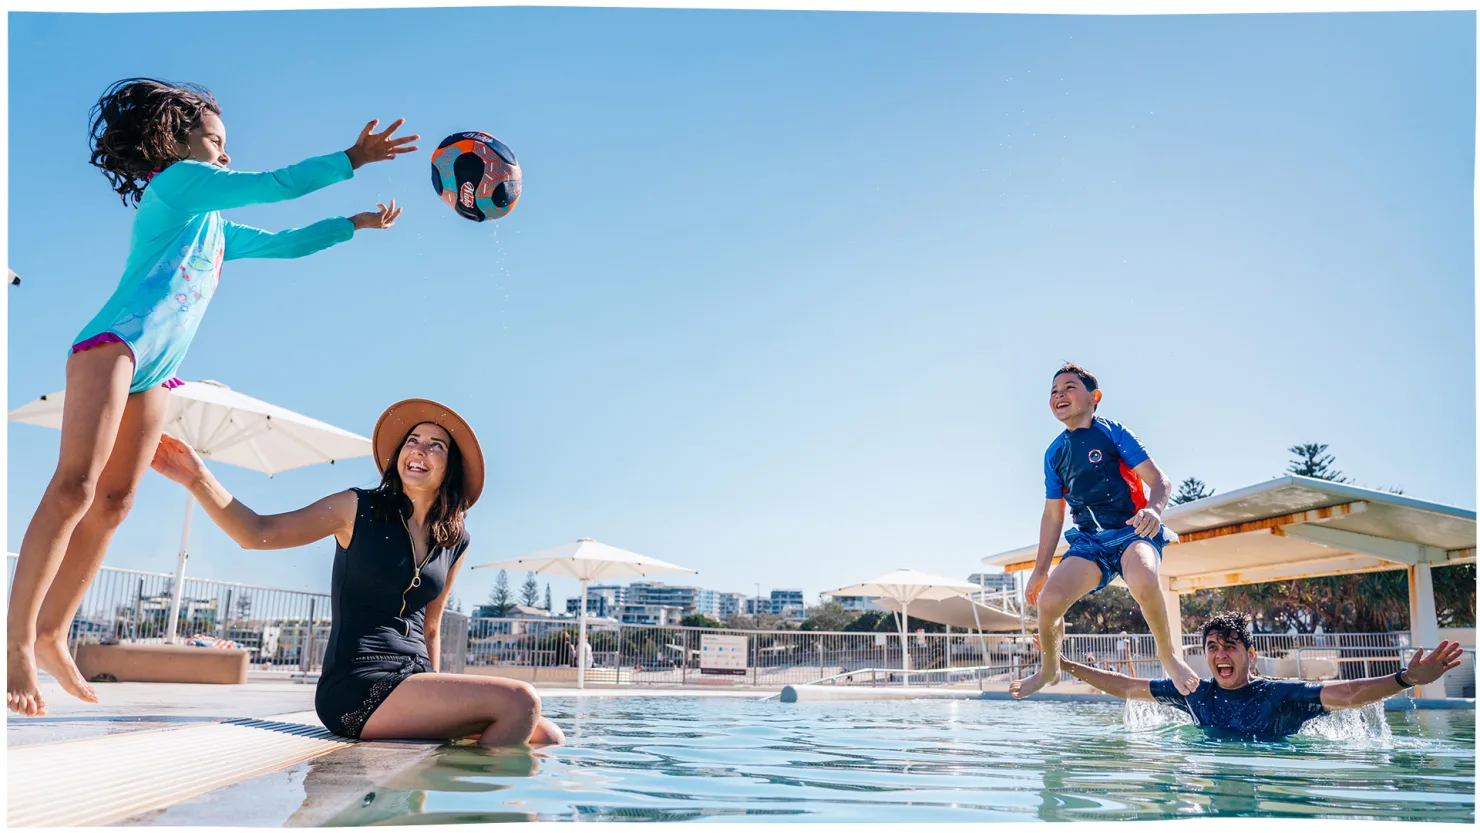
1202, 611, 1254, 650
1053, 363, 1099, 409
89, 78, 221, 206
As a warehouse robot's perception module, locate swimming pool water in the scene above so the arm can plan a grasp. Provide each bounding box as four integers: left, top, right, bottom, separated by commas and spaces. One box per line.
318, 696, 1474, 824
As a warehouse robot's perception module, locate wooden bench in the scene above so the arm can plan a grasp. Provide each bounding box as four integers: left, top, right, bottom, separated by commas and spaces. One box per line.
74, 643, 249, 685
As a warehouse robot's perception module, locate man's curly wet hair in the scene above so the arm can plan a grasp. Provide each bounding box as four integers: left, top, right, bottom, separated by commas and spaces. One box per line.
88, 78, 220, 206
1201, 611, 1254, 650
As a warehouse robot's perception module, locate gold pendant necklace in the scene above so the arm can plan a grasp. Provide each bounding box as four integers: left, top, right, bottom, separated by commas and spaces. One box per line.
397, 513, 436, 634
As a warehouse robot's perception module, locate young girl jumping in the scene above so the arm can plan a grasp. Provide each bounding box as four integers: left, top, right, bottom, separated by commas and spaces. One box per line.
7, 78, 419, 716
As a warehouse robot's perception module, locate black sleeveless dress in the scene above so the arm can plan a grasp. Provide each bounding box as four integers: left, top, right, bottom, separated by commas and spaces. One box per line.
314, 488, 469, 739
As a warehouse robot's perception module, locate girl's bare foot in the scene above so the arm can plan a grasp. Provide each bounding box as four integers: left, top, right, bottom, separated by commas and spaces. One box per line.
1009, 666, 1057, 700
7, 642, 47, 717
35, 634, 97, 704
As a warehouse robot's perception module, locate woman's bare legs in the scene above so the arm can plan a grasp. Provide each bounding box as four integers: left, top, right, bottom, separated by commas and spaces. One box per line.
7, 342, 136, 716
360, 674, 564, 748
34, 384, 172, 703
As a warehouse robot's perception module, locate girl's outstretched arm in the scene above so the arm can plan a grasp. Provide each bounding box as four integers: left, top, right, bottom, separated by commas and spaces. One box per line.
150, 152, 356, 214
223, 201, 403, 260
224, 218, 354, 260
151, 434, 356, 550
150, 119, 417, 214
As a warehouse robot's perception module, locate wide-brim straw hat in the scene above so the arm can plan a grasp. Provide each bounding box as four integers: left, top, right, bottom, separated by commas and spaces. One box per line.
372, 399, 485, 507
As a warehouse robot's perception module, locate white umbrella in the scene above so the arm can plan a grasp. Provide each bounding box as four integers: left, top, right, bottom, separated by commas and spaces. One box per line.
9, 380, 371, 641
872, 595, 1034, 632
470, 538, 696, 688
823, 568, 981, 685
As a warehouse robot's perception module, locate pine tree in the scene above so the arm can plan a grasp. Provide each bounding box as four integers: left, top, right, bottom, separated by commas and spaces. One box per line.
521, 572, 541, 608
489, 570, 512, 617
544, 583, 553, 611
1287, 443, 1348, 482
1171, 477, 1215, 505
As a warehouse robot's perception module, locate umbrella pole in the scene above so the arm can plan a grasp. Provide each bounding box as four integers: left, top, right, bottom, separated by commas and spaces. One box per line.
900, 601, 910, 687
164, 493, 196, 644
970, 595, 990, 686
577, 579, 589, 690
1018, 571, 1027, 638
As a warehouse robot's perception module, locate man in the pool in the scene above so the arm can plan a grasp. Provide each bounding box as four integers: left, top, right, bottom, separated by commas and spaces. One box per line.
1055, 611, 1466, 740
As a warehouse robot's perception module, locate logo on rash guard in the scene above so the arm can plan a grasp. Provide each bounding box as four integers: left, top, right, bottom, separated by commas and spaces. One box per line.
1088, 449, 1103, 464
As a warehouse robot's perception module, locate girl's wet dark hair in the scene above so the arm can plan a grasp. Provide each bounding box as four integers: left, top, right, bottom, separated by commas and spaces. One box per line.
88, 78, 220, 206
366, 424, 469, 550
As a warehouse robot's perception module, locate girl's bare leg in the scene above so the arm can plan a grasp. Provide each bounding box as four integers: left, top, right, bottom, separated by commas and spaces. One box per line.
35, 385, 172, 703
7, 342, 135, 716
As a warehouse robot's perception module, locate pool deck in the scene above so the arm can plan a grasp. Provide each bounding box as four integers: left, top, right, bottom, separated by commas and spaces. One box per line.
7, 675, 1473, 826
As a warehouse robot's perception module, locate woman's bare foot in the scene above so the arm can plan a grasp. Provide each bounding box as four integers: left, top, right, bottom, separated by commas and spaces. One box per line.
1163, 654, 1201, 696
8, 641, 47, 717
35, 634, 97, 704
528, 716, 565, 745
1009, 665, 1058, 700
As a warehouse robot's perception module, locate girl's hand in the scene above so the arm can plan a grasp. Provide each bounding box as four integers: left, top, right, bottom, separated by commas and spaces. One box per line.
151, 434, 207, 487
352, 201, 402, 230
346, 119, 419, 169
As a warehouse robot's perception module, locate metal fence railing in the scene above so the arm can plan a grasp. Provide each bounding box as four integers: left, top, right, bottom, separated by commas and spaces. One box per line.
6, 554, 331, 672
6, 555, 1465, 691
457, 620, 1450, 689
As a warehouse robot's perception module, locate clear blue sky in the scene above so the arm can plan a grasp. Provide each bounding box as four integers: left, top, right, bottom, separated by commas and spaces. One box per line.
7, 9, 1475, 613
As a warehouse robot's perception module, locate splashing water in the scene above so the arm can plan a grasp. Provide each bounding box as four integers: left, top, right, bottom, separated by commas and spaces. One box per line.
1298, 702, 1395, 747
1124, 696, 1402, 749
1123, 698, 1195, 731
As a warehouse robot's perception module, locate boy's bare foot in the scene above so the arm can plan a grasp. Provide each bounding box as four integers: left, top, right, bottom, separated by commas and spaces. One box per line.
1163, 654, 1200, 696
36, 634, 97, 704
8, 641, 48, 717
1009, 666, 1057, 700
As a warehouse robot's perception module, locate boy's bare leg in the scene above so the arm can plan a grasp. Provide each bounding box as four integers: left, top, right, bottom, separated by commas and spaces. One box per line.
1010, 557, 1102, 699
1121, 542, 1199, 695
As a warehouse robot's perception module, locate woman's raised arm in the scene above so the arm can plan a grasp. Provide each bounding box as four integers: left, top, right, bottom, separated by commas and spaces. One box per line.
151, 434, 357, 550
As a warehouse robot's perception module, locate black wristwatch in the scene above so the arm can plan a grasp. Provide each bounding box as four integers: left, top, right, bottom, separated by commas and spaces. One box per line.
1394, 668, 1416, 689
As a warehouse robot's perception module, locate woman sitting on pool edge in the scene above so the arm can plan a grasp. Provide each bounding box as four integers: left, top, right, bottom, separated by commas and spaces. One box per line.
150, 398, 563, 747
1052, 611, 1463, 741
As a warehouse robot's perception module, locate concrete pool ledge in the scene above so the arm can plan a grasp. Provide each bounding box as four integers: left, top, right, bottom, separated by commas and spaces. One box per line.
5, 678, 778, 826
7, 709, 353, 827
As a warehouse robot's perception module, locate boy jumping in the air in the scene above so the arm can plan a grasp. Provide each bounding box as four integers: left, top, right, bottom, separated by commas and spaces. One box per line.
1010, 364, 1200, 699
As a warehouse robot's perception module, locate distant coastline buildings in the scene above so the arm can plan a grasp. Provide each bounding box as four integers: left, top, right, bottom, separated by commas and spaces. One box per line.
478, 571, 1017, 627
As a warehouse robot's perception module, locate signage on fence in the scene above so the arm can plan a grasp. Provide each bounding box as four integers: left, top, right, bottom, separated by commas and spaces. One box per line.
700, 633, 748, 675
